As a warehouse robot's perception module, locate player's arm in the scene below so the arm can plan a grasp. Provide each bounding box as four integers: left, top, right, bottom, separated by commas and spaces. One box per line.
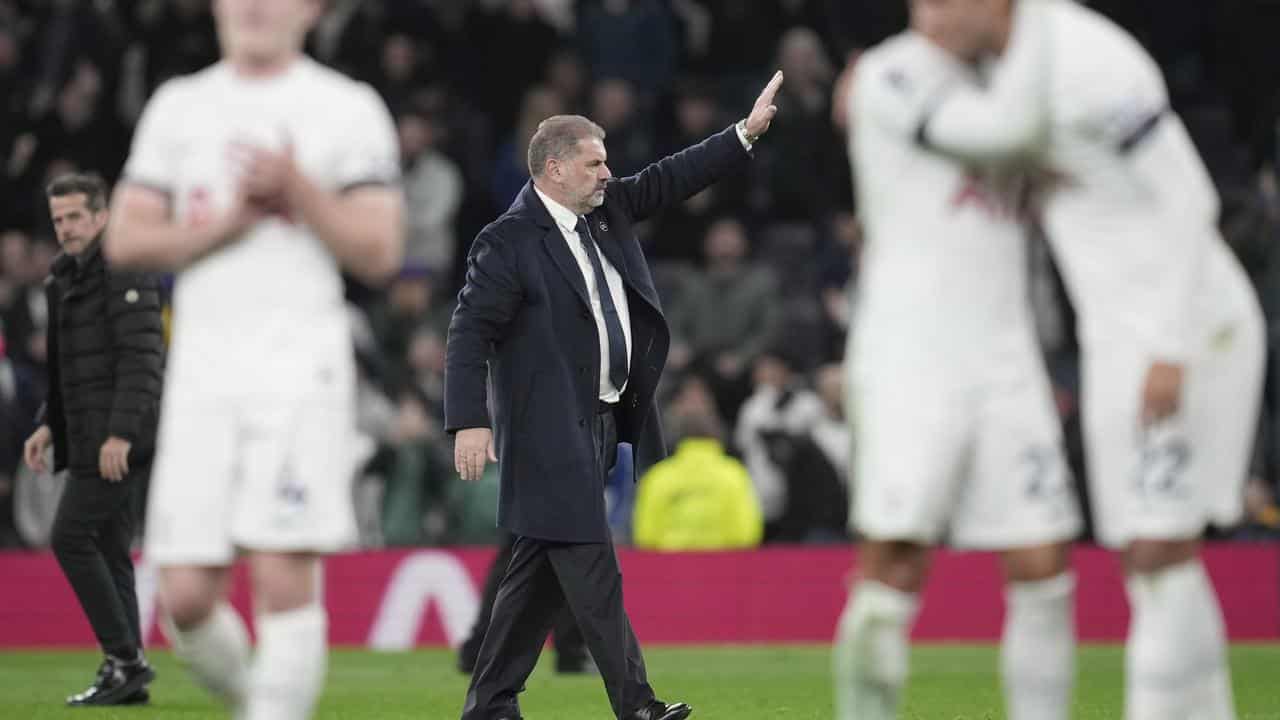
105, 79, 261, 270
283, 175, 405, 285
104, 185, 260, 270
1130, 112, 1217, 364
917, 5, 1050, 163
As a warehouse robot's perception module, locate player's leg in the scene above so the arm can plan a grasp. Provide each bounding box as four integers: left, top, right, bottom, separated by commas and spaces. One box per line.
160, 564, 250, 712
960, 360, 1081, 720
1122, 538, 1232, 720
241, 551, 327, 720
834, 540, 928, 720
999, 544, 1076, 720
147, 389, 248, 711
232, 373, 364, 720
1122, 311, 1262, 720
834, 374, 960, 720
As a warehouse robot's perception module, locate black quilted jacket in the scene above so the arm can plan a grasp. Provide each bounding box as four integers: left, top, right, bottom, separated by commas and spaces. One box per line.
37, 240, 164, 476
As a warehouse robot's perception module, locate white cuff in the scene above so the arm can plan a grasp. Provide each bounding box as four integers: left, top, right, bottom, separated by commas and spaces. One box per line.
735, 121, 754, 151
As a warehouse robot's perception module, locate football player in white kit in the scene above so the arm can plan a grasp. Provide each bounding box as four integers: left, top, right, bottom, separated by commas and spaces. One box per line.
103, 1, 404, 718
829, 6, 1081, 719
911, 1, 1266, 718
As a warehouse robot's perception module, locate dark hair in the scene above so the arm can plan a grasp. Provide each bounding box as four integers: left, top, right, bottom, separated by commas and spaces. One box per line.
46, 172, 109, 212
527, 114, 605, 178
672, 409, 725, 444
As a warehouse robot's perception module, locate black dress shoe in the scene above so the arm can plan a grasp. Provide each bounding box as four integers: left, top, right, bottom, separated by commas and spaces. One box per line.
628, 699, 693, 720
66, 656, 156, 706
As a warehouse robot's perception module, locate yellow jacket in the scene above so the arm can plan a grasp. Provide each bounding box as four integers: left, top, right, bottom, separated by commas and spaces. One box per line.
632, 438, 764, 551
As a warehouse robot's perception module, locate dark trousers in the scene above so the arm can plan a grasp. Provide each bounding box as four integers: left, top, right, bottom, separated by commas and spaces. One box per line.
459, 531, 588, 668
461, 409, 654, 720
50, 468, 146, 660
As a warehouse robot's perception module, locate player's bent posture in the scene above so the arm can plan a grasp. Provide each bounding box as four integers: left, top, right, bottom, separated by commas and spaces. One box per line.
104, 1, 404, 718
830, 11, 1081, 720
912, 1, 1265, 718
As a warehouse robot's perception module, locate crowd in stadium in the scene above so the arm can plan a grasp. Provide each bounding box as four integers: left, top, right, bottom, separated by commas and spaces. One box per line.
1, 0, 1278, 549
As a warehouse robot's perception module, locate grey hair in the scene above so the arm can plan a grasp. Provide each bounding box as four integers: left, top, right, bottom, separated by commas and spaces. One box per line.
527, 114, 606, 178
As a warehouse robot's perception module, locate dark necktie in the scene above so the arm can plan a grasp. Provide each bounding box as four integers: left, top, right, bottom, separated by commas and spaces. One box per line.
575, 217, 629, 391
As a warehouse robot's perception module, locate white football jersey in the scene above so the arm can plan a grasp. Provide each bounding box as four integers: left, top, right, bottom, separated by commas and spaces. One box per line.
123, 58, 399, 391
924, 0, 1256, 360
849, 33, 1040, 378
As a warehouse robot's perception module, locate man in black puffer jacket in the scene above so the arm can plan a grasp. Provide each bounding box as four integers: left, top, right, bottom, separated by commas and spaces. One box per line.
22, 173, 164, 707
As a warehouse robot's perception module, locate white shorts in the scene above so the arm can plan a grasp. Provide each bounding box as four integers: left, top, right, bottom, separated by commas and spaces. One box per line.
850, 358, 1082, 550
144, 374, 359, 567
1082, 307, 1265, 548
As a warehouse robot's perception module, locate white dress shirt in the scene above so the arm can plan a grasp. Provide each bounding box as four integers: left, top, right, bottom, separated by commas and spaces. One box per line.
535, 186, 633, 402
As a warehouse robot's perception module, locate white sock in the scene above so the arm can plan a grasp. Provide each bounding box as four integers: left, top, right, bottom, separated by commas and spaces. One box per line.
1125, 560, 1236, 720
246, 604, 329, 720
164, 602, 250, 712
1001, 572, 1076, 720
832, 580, 919, 720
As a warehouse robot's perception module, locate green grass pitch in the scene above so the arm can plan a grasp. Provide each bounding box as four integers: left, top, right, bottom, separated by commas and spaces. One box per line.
2, 645, 1278, 718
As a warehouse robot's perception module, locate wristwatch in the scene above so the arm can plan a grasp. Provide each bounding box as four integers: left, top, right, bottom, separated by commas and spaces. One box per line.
737, 119, 759, 146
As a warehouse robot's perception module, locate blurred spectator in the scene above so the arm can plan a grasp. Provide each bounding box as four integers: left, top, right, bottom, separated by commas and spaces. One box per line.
309, 0, 385, 78
735, 349, 846, 541
0, 331, 39, 547
1, 230, 50, 372
577, 0, 678, 96
645, 79, 748, 264
696, 0, 787, 76
809, 363, 850, 485
491, 85, 564, 211
755, 27, 845, 222
544, 46, 588, 115
374, 33, 431, 110
667, 218, 779, 416
29, 59, 126, 182
479, 0, 561, 135
136, 0, 219, 88
633, 406, 763, 550
368, 266, 450, 384
589, 77, 651, 178
399, 108, 463, 275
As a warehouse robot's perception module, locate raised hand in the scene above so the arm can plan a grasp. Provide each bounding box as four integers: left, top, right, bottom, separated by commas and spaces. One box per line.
744, 70, 785, 139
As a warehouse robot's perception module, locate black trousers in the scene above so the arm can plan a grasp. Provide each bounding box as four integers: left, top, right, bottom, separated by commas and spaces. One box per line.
461, 409, 654, 720
50, 467, 146, 660
459, 531, 587, 668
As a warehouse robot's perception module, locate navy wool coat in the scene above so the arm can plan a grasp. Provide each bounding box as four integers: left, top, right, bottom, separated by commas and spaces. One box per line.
444, 125, 752, 542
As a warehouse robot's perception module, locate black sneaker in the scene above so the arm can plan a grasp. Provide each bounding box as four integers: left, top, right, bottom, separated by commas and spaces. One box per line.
66, 656, 156, 706
122, 688, 151, 705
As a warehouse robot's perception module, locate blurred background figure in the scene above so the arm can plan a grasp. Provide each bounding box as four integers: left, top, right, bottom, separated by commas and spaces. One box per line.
633, 404, 763, 551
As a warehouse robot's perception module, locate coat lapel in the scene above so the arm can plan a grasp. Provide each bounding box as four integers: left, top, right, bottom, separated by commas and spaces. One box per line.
541, 226, 590, 310
586, 212, 629, 279
516, 182, 591, 311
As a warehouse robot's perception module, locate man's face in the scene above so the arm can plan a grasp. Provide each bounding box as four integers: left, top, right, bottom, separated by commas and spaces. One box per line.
910, 0, 1007, 61
552, 138, 611, 214
214, 0, 319, 65
48, 193, 107, 256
